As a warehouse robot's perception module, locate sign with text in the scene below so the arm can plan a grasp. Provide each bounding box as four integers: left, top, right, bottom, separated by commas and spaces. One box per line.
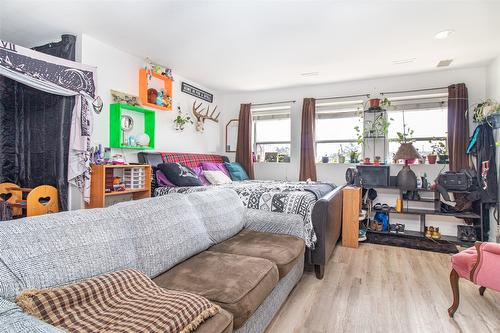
181, 82, 213, 103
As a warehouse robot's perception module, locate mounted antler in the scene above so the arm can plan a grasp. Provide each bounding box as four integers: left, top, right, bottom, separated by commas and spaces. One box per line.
192, 101, 220, 132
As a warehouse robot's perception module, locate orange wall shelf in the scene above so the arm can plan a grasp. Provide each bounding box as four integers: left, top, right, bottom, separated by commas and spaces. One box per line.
139, 68, 173, 111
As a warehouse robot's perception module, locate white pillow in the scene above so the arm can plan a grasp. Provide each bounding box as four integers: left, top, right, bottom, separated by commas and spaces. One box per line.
204, 170, 232, 185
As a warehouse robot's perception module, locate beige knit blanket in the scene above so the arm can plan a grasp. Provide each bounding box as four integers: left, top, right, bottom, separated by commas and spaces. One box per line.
16, 269, 219, 333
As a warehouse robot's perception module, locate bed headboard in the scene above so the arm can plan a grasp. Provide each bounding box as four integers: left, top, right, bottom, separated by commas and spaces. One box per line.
137, 152, 230, 168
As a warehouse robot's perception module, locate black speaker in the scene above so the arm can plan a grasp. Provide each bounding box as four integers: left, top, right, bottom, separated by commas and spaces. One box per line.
356, 165, 390, 188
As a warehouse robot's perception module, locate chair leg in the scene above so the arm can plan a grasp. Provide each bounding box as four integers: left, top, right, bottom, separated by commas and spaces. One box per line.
448, 269, 460, 317
479, 286, 486, 296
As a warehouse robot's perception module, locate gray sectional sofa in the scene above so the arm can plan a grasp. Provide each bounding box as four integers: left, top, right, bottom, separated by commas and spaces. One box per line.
0, 189, 306, 332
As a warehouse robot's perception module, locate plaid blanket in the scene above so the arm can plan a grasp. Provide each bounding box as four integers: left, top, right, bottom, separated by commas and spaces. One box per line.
16, 269, 219, 333
155, 180, 336, 248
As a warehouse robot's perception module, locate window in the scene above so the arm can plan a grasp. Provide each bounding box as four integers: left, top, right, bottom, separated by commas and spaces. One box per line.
252, 103, 292, 162
315, 99, 364, 162
385, 92, 448, 160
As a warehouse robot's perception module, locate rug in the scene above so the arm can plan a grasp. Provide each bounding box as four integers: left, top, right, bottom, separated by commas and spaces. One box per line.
365, 232, 459, 254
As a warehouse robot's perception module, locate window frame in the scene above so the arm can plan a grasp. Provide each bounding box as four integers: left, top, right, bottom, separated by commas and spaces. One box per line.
251, 103, 292, 163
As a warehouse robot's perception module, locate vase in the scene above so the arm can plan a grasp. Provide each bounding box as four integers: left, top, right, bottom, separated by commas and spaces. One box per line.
397, 164, 417, 191
322, 156, 329, 163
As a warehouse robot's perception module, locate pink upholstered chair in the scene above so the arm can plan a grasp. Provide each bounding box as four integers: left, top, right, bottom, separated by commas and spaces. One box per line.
448, 241, 500, 317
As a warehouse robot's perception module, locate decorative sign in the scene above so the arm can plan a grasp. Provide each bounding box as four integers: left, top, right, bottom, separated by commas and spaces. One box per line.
181, 82, 213, 103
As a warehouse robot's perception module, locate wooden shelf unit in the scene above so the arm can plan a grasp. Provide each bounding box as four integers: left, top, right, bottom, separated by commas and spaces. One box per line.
342, 186, 362, 248
86, 164, 152, 208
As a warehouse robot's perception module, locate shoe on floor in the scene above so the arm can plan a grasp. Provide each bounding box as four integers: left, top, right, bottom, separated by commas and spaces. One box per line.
358, 228, 367, 242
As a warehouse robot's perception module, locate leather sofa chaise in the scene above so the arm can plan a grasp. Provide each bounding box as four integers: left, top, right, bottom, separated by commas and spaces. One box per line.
0, 189, 305, 333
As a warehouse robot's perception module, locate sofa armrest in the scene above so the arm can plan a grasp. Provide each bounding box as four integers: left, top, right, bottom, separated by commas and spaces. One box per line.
243, 209, 305, 240
0, 298, 64, 333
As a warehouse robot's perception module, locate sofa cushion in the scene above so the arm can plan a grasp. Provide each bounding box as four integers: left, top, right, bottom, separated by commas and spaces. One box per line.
186, 189, 245, 243
114, 194, 213, 277
0, 207, 138, 301
157, 162, 203, 186
153, 251, 279, 329
194, 308, 233, 333
209, 229, 305, 279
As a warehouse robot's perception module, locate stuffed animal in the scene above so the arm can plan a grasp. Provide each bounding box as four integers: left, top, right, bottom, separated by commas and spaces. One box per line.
156, 90, 164, 106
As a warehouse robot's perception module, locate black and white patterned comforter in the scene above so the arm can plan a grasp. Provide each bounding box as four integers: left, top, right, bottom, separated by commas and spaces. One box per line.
154, 180, 336, 248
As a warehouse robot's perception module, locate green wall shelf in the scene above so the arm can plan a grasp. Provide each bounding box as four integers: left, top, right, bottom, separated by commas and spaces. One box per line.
110, 103, 155, 150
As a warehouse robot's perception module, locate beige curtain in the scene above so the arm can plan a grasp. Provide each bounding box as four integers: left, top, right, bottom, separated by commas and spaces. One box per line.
299, 98, 317, 181
235, 103, 255, 179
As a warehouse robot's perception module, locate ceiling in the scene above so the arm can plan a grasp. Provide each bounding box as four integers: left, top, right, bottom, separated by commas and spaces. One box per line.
1, 0, 500, 92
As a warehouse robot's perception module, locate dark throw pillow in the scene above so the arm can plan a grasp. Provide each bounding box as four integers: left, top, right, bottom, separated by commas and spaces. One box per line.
157, 163, 203, 187
224, 162, 250, 181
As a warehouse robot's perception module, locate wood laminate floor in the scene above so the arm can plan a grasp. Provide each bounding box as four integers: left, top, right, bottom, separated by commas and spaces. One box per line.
266, 243, 500, 333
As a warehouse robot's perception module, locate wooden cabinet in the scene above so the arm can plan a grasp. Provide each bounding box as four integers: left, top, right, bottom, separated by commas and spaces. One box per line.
342, 186, 362, 248
86, 164, 152, 208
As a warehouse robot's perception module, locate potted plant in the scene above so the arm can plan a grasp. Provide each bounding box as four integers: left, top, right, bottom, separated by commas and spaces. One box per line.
173, 106, 193, 131
338, 147, 346, 164
435, 142, 448, 164
321, 154, 329, 163
346, 144, 360, 163
427, 140, 439, 164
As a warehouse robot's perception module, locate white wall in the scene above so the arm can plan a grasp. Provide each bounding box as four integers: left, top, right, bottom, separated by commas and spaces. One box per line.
221, 66, 488, 237
69, 34, 223, 209
487, 56, 500, 101
486, 56, 500, 242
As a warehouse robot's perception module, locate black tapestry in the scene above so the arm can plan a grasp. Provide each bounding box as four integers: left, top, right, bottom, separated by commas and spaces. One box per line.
0, 35, 76, 211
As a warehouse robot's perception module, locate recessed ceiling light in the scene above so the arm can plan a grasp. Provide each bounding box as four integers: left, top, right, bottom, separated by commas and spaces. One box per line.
434, 30, 455, 40
392, 58, 416, 65
300, 72, 319, 77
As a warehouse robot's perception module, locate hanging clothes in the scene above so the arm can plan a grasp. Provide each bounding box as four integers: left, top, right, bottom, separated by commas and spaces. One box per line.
466, 123, 498, 204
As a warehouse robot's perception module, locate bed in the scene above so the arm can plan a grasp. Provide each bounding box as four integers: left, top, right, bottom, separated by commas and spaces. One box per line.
138, 152, 344, 279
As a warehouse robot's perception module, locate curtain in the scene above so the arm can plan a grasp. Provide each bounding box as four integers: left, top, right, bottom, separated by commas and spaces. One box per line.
299, 98, 317, 181
0, 37, 98, 203
447, 83, 469, 172
235, 103, 255, 179
0, 36, 81, 210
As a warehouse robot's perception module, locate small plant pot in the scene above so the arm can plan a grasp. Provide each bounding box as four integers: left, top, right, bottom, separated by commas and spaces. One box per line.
427, 155, 437, 164
350, 157, 359, 164
369, 98, 380, 108
438, 154, 448, 164
364, 157, 371, 164
321, 156, 329, 163
338, 155, 345, 164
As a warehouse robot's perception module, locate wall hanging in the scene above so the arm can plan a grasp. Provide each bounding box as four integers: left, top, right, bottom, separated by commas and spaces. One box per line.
181, 82, 213, 103
0, 39, 100, 203
139, 61, 173, 111
173, 106, 193, 131
111, 89, 141, 106
192, 101, 220, 132
110, 103, 155, 150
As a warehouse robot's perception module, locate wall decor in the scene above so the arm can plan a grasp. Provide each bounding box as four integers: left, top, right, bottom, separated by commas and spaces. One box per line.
110, 89, 141, 106
192, 101, 220, 132
173, 106, 194, 131
110, 103, 155, 150
182, 82, 213, 103
139, 67, 172, 111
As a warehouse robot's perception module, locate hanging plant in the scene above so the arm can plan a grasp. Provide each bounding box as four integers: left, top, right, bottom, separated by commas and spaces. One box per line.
173, 106, 193, 131
470, 99, 500, 123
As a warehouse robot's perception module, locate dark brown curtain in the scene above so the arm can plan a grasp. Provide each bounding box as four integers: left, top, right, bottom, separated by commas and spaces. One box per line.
299, 98, 317, 181
235, 103, 255, 179
447, 83, 469, 172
